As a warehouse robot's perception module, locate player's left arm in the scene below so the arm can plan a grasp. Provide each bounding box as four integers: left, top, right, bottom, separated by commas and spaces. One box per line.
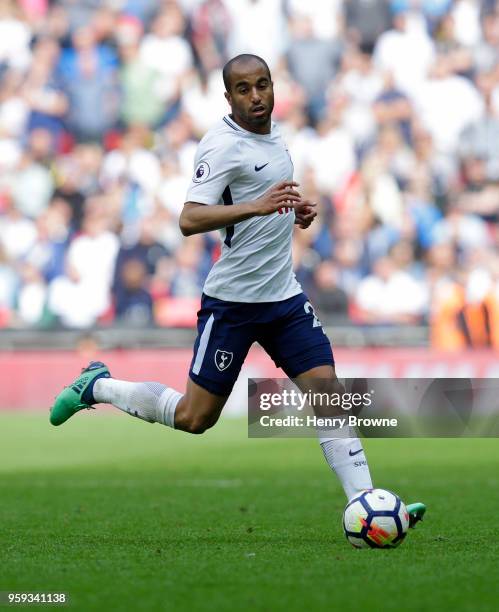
294, 200, 317, 229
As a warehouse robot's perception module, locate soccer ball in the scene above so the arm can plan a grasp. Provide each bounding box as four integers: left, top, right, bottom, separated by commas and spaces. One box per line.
342, 488, 409, 549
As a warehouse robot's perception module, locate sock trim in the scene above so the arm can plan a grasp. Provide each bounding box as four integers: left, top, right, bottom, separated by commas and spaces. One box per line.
82, 372, 111, 405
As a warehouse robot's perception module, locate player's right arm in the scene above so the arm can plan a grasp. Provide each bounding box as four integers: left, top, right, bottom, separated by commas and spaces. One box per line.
180, 181, 301, 236
180, 130, 303, 237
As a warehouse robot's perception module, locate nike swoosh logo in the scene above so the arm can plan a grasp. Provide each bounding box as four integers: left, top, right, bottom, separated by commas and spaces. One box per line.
349, 448, 363, 456
255, 163, 269, 172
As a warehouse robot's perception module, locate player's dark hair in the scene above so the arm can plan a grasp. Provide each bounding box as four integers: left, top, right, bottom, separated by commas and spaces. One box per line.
222, 54, 271, 92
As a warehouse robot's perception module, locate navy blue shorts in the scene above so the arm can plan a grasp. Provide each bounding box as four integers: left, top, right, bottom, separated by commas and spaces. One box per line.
189, 292, 334, 396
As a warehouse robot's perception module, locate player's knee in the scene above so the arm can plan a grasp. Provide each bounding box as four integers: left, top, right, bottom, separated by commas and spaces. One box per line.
331, 377, 345, 396
177, 410, 218, 435
306, 376, 344, 396
186, 415, 217, 435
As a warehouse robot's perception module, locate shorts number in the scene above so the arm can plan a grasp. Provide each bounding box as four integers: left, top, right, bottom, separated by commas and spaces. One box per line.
304, 301, 324, 331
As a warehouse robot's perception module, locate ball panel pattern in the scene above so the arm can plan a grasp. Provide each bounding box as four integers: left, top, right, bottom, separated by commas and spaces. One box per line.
342, 489, 409, 549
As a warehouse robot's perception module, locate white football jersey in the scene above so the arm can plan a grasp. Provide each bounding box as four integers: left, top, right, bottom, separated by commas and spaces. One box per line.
185, 115, 302, 303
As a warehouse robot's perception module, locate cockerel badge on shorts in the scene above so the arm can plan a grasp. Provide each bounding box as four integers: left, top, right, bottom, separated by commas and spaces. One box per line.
215, 349, 233, 372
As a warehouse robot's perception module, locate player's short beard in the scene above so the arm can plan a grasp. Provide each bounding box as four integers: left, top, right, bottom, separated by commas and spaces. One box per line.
248, 112, 270, 126
243, 97, 274, 128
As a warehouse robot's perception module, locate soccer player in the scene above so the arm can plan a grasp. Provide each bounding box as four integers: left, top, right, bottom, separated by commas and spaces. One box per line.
50, 54, 425, 525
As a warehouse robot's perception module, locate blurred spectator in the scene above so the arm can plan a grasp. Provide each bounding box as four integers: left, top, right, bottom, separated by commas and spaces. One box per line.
190, 0, 231, 73
224, 0, 287, 70
362, 124, 414, 226
51, 157, 85, 231
354, 255, 428, 324
373, 10, 435, 97
430, 253, 499, 350
287, 0, 343, 41
473, 11, 499, 72
58, 23, 119, 141
414, 54, 483, 155
76, 332, 100, 362
156, 114, 198, 179
23, 37, 68, 144
345, 0, 392, 52
114, 258, 153, 325
389, 239, 424, 280
101, 126, 161, 219
405, 168, 443, 251
332, 238, 365, 297
10, 138, 54, 219
58, 0, 101, 34
181, 70, 227, 136
459, 71, 499, 181
113, 217, 170, 297
0, 71, 27, 143
16, 262, 48, 327
361, 207, 400, 267
48, 211, 118, 327
25, 201, 71, 282
279, 107, 316, 184
139, 6, 194, 119
451, 0, 482, 47
37, 3, 71, 44
116, 16, 165, 128
90, 5, 118, 48
431, 203, 492, 251
157, 154, 191, 224
307, 94, 356, 195
0, 199, 37, 261
48, 261, 95, 327
410, 127, 456, 209
0, 1, 32, 73
286, 15, 341, 124
457, 155, 499, 224
336, 47, 384, 150
310, 260, 349, 322
373, 72, 412, 143
169, 237, 204, 298
433, 11, 473, 77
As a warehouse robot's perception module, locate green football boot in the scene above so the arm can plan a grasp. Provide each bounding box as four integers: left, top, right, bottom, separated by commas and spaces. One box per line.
49, 361, 111, 426
406, 502, 426, 528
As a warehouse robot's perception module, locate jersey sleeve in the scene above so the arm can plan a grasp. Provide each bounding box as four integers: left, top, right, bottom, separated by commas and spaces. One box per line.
185, 134, 241, 205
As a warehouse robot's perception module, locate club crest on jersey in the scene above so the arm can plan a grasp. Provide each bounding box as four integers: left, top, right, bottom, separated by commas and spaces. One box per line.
193, 160, 210, 183
215, 349, 233, 371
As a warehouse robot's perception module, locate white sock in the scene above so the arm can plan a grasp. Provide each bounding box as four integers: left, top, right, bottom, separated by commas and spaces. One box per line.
319, 429, 373, 500
93, 378, 182, 428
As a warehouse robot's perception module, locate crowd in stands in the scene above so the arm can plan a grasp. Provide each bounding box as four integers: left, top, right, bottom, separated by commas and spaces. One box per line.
0, 0, 498, 350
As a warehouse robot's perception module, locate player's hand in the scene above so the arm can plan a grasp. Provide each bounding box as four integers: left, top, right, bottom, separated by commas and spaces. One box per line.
294, 200, 317, 229
253, 181, 301, 216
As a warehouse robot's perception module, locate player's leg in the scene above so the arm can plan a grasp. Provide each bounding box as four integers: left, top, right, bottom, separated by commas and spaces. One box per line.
293, 365, 373, 501
173, 378, 227, 433
49, 360, 228, 432
258, 293, 373, 500
259, 295, 426, 523
294, 366, 426, 525
92, 372, 228, 433
50, 294, 252, 433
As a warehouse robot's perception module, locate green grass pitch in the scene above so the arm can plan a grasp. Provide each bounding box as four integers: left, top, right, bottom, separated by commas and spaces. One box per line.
1, 412, 498, 611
